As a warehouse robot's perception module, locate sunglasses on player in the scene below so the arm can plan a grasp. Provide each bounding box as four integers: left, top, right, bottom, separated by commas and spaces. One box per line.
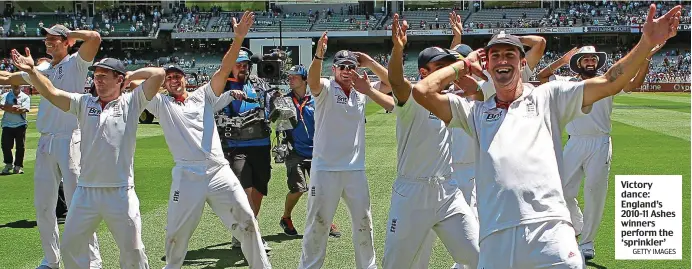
335, 64, 357, 71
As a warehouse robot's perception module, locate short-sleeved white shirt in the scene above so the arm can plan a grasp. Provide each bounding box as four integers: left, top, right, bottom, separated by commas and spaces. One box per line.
550, 75, 619, 135
68, 85, 150, 187
22, 53, 92, 134
147, 83, 230, 164
447, 81, 589, 240
312, 78, 377, 171
393, 91, 452, 178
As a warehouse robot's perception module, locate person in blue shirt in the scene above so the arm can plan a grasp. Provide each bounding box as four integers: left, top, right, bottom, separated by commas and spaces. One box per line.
0, 85, 30, 174
276, 65, 341, 238
215, 48, 273, 250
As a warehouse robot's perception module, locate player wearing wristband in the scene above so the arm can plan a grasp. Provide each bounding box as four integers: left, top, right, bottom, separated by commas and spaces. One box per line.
411, 5, 680, 266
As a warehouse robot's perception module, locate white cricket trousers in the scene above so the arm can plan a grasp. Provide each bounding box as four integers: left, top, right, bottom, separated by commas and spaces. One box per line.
478, 220, 585, 269
561, 134, 611, 246
299, 170, 376, 269
61, 186, 148, 269
452, 163, 477, 220
382, 176, 479, 269
164, 162, 271, 269
34, 131, 101, 268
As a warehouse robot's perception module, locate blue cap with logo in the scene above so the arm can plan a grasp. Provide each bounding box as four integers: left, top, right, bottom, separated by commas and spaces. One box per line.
237, 47, 252, 63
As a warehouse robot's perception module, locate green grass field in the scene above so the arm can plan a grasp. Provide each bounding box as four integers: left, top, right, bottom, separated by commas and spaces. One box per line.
0, 93, 689, 269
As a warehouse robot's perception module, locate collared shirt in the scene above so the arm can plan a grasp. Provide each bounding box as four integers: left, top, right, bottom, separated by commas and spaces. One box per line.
22, 53, 92, 134
312, 78, 380, 171
0, 90, 30, 128
215, 77, 270, 147
393, 90, 452, 178
448, 81, 590, 240
146, 83, 231, 164
286, 90, 315, 159
68, 85, 150, 187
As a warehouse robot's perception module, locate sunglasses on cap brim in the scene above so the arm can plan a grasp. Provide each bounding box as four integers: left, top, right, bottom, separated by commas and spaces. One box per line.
334, 64, 357, 70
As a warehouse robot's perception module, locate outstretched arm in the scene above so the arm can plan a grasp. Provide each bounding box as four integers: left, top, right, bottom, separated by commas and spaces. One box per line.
211, 11, 254, 96
388, 13, 413, 105
11, 48, 72, 112
537, 47, 578, 84
0, 72, 27, 86
308, 32, 328, 97
583, 5, 681, 107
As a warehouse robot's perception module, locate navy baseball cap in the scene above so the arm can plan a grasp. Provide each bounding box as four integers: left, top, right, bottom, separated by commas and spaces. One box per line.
88, 58, 127, 75
288, 65, 307, 78
165, 64, 186, 75
41, 24, 70, 37
417, 47, 461, 69
485, 31, 525, 56
452, 44, 474, 58
333, 50, 359, 66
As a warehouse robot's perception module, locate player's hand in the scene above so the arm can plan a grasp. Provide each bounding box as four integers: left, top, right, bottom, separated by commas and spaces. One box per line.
560, 47, 579, 64
464, 49, 488, 80
230, 90, 246, 100
233, 11, 255, 38
449, 11, 463, 37
10, 47, 35, 73
316, 31, 328, 58
641, 4, 681, 48
350, 70, 372, 94
353, 52, 374, 69
391, 14, 408, 49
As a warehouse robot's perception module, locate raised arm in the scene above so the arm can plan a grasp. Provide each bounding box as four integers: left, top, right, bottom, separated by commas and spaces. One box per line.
11, 48, 71, 112
583, 5, 681, 107
623, 43, 664, 92
68, 30, 102, 62
354, 52, 391, 94
211, 11, 254, 96
449, 11, 463, 49
0, 71, 28, 86
351, 70, 394, 111
125, 67, 166, 101
518, 35, 546, 71
388, 13, 413, 105
308, 32, 328, 97
537, 47, 578, 84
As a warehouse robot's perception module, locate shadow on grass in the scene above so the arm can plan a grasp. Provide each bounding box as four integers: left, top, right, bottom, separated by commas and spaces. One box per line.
264, 233, 303, 244
587, 261, 607, 269
161, 242, 248, 268
0, 219, 37, 229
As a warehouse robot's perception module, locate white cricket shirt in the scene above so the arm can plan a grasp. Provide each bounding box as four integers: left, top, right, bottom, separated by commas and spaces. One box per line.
393, 91, 452, 178
551, 75, 618, 136
480, 66, 534, 98
312, 78, 377, 171
22, 53, 92, 134
447, 81, 589, 240
68, 85, 150, 187
146, 83, 229, 164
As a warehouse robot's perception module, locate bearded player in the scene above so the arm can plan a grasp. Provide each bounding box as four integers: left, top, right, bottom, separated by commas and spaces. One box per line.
537, 44, 662, 260
411, 5, 680, 268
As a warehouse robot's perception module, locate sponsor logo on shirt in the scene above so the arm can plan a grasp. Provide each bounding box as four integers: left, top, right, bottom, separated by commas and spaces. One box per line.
428, 111, 440, 120
87, 106, 101, 117
336, 93, 349, 105
484, 110, 502, 122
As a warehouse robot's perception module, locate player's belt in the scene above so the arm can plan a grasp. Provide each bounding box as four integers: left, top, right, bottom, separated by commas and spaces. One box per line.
568, 133, 610, 138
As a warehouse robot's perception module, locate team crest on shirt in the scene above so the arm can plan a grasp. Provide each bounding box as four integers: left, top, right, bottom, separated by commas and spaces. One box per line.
87, 106, 101, 116
56, 66, 64, 80
111, 104, 123, 117
524, 99, 538, 118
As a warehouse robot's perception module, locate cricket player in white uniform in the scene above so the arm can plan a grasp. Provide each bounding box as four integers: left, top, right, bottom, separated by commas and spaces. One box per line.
299, 32, 392, 269
381, 14, 480, 269
411, 5, 680, 267
12, 51, 166, 268
537, 45, 660, 260
144, 12, 271, 268
1, 25, 103, 269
